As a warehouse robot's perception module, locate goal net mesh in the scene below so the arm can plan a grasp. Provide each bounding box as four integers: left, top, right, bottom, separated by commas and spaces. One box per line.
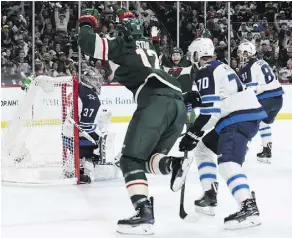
1, 75, 80, 185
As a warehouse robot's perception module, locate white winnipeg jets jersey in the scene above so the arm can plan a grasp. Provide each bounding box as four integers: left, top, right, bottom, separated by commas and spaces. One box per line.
192, 60, 267, 133
239, 58, 284, 100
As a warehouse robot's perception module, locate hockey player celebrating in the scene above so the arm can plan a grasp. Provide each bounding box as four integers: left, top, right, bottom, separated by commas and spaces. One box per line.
77, 9, 200, 235
161, 47, 194, 93
238, 41, 284, 163
161, 47, 199, 125
179, 38, 267, 229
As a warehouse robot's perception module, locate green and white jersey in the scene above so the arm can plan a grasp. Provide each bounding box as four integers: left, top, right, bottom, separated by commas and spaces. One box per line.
78, 26, 182, 102
161, 56, 194, 93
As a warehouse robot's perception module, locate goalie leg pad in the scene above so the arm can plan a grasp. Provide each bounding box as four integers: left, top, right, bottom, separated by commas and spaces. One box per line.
80, 158, 95, 183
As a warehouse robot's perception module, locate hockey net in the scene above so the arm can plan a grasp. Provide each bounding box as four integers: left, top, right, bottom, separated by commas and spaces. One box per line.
1, 75, 80, 185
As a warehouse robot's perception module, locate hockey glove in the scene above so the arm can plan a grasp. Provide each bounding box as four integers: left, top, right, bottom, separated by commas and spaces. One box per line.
21, 77, 33, 91
78, 9, 100, 29
183, 91, 201, 109
179, 130, 204, 151
151, 26, 161, 42
117, 9, 135, 20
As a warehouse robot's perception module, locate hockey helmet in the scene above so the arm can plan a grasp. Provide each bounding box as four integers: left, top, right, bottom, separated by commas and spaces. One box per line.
237, 41, 256, 65
188, 38, 215, 66
116, 9, 143, 40
171, 47, 183, 64
81, 66, 104, 95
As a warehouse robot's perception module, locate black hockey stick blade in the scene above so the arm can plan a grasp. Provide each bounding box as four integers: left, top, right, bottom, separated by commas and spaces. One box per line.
179, 151, 188, 219
179, 151, 201, 222
179, 183, 188, 219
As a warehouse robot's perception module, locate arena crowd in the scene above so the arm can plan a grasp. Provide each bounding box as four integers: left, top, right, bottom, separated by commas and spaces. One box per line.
2, 1, 292, 85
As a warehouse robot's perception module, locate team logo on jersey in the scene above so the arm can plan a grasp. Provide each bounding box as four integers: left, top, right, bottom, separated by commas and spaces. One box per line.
87, 94, 97, 100
168, 67, 182, 75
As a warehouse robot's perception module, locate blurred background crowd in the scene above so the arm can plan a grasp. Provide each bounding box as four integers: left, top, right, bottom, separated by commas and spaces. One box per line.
2, 1, 292, 86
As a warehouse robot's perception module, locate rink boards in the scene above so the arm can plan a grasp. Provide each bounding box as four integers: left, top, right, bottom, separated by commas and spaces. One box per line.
1, 84, 292, 128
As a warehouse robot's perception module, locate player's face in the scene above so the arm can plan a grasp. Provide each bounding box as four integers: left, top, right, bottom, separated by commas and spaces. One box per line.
172, 53, 181, 65
238, 50, 249, 65
288, 62, 292, 69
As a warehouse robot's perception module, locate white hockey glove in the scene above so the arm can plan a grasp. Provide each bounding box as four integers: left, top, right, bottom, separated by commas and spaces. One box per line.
96, 108, 112, 138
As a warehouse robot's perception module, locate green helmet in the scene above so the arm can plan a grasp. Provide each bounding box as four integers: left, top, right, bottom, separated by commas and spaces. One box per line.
116, 18, 144, 40
172, 47, 183, 55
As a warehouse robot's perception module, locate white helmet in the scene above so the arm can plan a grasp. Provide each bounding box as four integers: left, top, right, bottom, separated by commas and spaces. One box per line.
188, 38, 215, 64
81, 66, 104, 95
237, 41, 256, 65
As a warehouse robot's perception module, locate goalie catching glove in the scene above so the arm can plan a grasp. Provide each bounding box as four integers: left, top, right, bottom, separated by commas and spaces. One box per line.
179, 130, 204, 151
78, 9, 100, 29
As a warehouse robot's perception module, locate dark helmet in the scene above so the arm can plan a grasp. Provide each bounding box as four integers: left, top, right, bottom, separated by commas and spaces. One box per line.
116, 9, 144, 41
172, 47, 183, 55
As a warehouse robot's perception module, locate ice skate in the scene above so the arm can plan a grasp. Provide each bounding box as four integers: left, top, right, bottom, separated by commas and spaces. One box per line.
170, 156, 193, 192
257, 142, 272, 164
80, 173, 91, 184
195, 182, 218, 216
117, 197, 154, 235
80, 158, 94, 184
224, 192, 261, 230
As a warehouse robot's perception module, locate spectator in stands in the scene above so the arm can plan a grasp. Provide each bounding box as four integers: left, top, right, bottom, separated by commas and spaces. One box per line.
2, 1, 292, 85
54, 3, 70, 33
1, 2, 33, 85
279, 59, 292, 83
215, 41, 227, 61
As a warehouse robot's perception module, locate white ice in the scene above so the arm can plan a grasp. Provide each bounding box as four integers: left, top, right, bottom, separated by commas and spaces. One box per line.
2, 121, 292, 238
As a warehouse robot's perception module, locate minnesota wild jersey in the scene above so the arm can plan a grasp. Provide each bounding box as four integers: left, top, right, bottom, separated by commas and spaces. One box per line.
78, 26, 182, 102
161, 56, 195, 93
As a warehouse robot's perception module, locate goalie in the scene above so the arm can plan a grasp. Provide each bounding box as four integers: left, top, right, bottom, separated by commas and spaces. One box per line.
63, 66, 112, 184
21, 66, 112, 184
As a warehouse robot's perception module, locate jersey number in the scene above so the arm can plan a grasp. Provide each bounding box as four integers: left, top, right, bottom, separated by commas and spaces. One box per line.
83, 108, 94, 117
197, 77, 209, 91
228, 73, 243, 92
241, 72, 248, 82
261, 64, 274, 84
136, 48, 160, 69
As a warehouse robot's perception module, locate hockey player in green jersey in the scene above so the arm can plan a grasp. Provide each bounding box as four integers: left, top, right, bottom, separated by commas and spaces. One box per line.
162, 47, 200, 125
78, 9, 201, 235
161, 47, 194, 93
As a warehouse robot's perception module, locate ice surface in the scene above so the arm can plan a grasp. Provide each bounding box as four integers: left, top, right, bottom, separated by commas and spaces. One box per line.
2, 121, 292, 238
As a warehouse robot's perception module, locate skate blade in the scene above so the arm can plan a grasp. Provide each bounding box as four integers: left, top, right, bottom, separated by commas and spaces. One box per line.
117, 224, 154, 235
195, 205, 215, 216
224, 215, 261, 230
257, 157, 271, 164
172, 157, 193, 192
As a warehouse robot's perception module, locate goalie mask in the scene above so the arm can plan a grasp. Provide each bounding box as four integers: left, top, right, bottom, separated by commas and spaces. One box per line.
171, 47, 183, 65
237, 41, 256, 65
81, 67, 104, 95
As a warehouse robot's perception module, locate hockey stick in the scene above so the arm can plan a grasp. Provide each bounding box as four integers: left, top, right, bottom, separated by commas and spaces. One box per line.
178, 104, 201, 222
178, 151, 200, 222
179, 151, 188, 219
67, 117, 97, 145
